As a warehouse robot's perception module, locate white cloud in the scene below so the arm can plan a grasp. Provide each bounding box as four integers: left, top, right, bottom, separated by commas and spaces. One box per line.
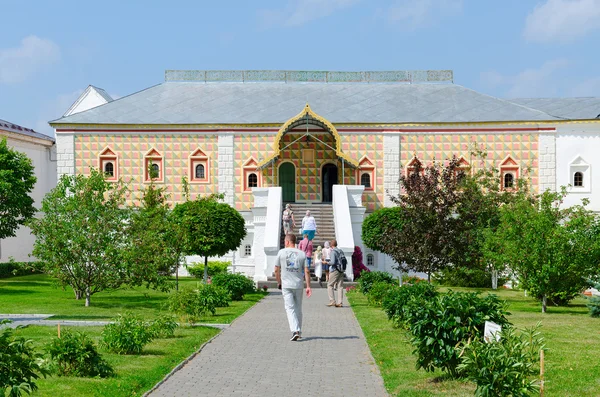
524, 0, 600, 43
380, 0, 462, 29
480, 59, 570, 98
0, 35, 60, 84
258, 0, 360, 27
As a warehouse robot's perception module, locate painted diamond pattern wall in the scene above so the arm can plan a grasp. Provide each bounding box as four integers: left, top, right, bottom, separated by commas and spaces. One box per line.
400, 133, 539, 189
234, 134, 276, 211
233, 132, 385, 211
76, 134, 219, 204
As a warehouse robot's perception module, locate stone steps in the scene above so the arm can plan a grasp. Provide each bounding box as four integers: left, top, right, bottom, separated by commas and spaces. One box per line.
280, 203, 336, 249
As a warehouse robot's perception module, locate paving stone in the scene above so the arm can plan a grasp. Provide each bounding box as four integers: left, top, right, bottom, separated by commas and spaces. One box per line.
148, 289, 387, 397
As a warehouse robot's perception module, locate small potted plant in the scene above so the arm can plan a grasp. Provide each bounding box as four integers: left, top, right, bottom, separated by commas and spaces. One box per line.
262, 285, 268, 292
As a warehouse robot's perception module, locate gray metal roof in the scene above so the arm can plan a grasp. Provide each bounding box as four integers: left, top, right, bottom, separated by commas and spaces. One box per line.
92, 85, 114, 103
508, 97, 600, 120
50, 81, 560, 126
0, 119, 55, 142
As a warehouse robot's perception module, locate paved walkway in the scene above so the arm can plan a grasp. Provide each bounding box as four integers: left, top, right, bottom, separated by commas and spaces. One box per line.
148, 289, 387, 397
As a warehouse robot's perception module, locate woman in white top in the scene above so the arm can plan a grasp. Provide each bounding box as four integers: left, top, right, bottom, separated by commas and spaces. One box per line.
321, 241, 332, 282
314, 246, 323, 282
301, 210, 318, 241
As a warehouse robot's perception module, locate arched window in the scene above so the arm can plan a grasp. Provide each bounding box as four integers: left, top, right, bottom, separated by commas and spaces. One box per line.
574, 171, 584, 187
151, 163, 160, 179
104, 162, 114, 177
144, 148, 163, 182
366, 254, 374, 267
195, 164, 205, 179
503, 173, 514, 189
99, 147, 118, 181
248, 173, 258, 188
244, 244, 252, 257
361, 173, 371, 188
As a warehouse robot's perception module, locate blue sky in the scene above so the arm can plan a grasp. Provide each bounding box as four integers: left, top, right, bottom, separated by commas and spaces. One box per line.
1, 0, 599, 137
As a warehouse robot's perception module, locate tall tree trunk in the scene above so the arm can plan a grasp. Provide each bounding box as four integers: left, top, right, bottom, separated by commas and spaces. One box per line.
85, 288, 91, 307
542, 295, 547, 313
175, 260, 179, 291
74, 290, 82, 300
204, 256, 208, 284
491, 269, 498, 290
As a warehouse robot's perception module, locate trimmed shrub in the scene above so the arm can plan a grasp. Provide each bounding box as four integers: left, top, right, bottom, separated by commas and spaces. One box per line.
382, 282, 438, 328
1, 320, 49, 397
402, 274, 426, 284
101, 313, 154, 355
587, 296, 600, 318
406, 291, 510, 378
357, 271, 396, 294
187, 261, 230, 278
458, 325, 544, 397
168, 284, 231, 324
367, 281, 397, 307
212, 273, 255, 301
46, 331, 113, 377
149, 315, 178, 338
434, 267, 506, 288
0, 261, 41, 279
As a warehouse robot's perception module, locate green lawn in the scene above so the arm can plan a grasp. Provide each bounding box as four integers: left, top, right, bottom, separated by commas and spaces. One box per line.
14, 325, 220, 397
349, 287, 600, 397
1, 274, 266, 396
0, 274, 265, 323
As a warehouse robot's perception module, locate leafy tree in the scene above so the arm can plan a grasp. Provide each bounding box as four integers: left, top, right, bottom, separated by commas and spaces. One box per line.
364, 157, 465, 281
125, 180, 183, 291
29, 169, 129, 306
172, 194, 246, 283
0, 137, 37, 239
452, 147, 533, 287
485, 189, 600, 312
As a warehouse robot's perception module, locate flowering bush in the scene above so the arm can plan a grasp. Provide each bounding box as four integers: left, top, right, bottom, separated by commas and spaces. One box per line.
352, 246, 371, 281
346, 285, 357, 293
262, 285, 268, 292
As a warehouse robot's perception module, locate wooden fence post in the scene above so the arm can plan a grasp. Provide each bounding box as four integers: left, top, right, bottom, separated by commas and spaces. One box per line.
540, 349, 545, 396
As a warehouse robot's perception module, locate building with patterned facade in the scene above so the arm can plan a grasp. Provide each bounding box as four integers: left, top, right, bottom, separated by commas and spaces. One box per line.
49, 70, 600, 280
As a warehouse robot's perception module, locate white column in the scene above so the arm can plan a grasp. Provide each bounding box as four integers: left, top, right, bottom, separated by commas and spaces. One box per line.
251, 187, 282, 282
55, 132, 75, 179
218, 134, 235, 206
384, 134, 400, 207
538, 133, 556, 193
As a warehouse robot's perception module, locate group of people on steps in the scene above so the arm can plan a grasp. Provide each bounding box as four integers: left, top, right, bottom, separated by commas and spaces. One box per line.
276, 204, 346, 341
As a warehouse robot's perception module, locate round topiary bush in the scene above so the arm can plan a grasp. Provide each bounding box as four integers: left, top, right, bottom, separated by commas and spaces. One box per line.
211, 273, 255, 301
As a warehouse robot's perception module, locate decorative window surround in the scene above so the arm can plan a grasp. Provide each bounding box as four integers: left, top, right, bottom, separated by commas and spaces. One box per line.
144, 148, 164, 183
189, 148, 210, 183
242, 157, 261, 193
98, 147, 118, 181
455, 156, 470, 178
405, 156, 423, 177
569, 156, 591, 193
499, 155, 519, 191
356, 156, 376, 191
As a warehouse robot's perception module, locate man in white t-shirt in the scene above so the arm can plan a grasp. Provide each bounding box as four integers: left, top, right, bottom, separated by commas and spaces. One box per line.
275, 233, 312, 341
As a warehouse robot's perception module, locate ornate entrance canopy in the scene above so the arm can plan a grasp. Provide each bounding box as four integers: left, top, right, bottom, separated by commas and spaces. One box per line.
256, 104, 359, 170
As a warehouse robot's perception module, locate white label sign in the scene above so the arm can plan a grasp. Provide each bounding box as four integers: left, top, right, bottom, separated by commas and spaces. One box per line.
484, 321, 502, 343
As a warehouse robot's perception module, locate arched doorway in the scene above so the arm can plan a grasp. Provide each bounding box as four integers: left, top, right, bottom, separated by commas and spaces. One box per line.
279, 162, 296, 202
322, 163, 338, 203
